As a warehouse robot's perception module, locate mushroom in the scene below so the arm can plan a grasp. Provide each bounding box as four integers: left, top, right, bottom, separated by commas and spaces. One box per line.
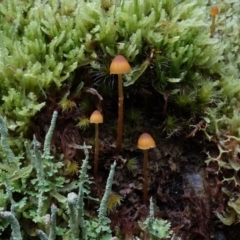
90, 110, 103, 177
210, 6, 219, 38
110, 55, 131, 152
137, 133, 156, 204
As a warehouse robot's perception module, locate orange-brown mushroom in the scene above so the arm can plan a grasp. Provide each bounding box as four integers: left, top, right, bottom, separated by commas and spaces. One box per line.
210, 6, 219, 38
90, 110, 103, 177
110, 55, 131, 152
137, 133, 156, 204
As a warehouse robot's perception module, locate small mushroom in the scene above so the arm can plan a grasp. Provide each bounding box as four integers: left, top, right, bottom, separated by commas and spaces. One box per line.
210, 6, 219, 38
137, 133, 156, 204
90, 110, 103, 177
110, 55, 131, 152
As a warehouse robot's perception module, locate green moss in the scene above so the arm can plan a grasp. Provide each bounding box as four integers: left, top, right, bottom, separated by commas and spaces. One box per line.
0, 0, 233, 136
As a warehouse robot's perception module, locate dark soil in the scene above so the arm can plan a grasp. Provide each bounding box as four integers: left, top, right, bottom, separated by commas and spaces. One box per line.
30, 99, 237, 240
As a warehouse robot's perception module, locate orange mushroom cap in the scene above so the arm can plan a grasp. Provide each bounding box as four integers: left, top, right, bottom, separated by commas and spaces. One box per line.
110, 55, 131, 74
90, 110, 103, 124
137, 133, 156, 150
210, 6, 219, 15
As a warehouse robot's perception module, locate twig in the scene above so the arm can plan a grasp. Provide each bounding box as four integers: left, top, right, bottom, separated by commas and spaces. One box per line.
186, 120, 206, 138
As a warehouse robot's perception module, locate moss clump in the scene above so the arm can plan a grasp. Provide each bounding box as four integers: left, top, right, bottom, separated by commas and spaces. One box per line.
0, 0, 229, 135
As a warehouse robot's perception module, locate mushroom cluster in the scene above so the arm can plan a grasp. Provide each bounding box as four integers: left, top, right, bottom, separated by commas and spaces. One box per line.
89, 56, 156, 204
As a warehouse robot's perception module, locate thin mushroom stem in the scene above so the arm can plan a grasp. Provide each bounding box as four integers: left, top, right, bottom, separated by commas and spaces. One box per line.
116, 74, 124, 152
143, 149, 149, 204
94, 123, 99, 178
210, 15, 216, 38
